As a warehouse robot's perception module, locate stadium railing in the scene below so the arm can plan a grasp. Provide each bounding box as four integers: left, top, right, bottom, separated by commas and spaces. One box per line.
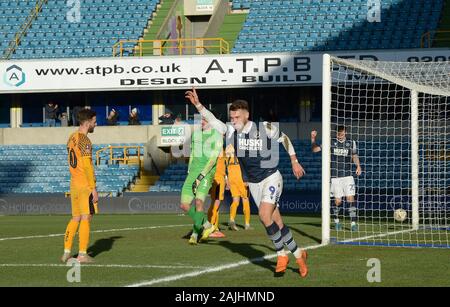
2, 0, 48, 59
421, 30, 450, 48
95, 145, 143, 167
112, 38, 230, 57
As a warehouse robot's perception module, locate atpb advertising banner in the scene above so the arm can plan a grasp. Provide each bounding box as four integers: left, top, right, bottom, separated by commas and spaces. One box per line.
1, 49, 449, 93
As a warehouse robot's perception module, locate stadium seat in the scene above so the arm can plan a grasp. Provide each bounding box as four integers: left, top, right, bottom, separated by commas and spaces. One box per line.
0, 144, 142, 195
6, 0, 159, 59
231, 0, 444, 53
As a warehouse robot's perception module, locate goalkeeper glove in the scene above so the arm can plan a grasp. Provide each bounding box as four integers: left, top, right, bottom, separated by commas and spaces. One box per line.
89, 194, 99, 214
192, 174, 205, 195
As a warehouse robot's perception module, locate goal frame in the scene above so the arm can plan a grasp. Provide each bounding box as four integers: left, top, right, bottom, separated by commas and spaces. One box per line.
321, 54, 423, 246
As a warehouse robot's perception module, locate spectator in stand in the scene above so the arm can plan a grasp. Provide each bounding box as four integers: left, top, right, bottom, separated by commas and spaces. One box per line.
106, 109, 119, 126
159, 110, 175, 125
174, 113, 184, 125
59, 112, 69, 127
44, 102, 59, 127
128, 108, 141, 125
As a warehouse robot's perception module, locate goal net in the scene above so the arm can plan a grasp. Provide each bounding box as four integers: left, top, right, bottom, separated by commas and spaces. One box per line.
321, 55, 449, 248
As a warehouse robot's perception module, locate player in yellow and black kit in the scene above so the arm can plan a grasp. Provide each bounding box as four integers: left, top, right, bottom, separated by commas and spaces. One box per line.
207, 150, 226, 238
226, 146, 252, 231
61, 109, 98, 264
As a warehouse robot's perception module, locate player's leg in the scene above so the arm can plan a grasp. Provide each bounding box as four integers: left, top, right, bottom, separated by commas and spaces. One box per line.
180, 174, 197, 243
254, 174, 289, 273
261, 171, 308, 277
62, 190, 81, 262
347, 196, 357, 231
211, 200, 221, 229
77, 188, 95, 263
344, 177, 358, 231
259, 203, 291, 274
334, 198, 343, 230
194, 174, 216, 241
331, 178, 345, 231
208, 180, 222, 230
242, 197, 252, 230
77, 214, 94, 263
242, 186, 252, 230
229, 196, 240, 231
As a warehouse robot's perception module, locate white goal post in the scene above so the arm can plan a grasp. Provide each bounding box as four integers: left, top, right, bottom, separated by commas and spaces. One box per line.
321, 54, 449, 248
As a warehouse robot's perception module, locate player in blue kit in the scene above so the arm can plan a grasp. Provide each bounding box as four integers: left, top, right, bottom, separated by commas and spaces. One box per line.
185, 88, 309, 278
311, 127, 362, 231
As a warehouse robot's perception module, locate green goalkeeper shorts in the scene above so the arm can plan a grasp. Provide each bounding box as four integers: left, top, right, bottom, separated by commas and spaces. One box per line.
181, 171, 214, 204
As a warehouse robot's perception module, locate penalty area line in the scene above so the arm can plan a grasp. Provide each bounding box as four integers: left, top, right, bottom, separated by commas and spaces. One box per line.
126, 228, 416, 287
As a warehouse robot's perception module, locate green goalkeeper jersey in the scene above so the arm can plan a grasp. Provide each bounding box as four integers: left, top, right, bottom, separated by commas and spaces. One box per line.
188, 127, 223, 177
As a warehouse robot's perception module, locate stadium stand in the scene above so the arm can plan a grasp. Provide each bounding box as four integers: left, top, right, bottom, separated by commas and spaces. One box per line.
149, 137, 450, 193
232, 0, 444, 53
149, 139, 322, 192
2, 0, 444, 59
6, 0, 159, 59
0, 143, 142, 196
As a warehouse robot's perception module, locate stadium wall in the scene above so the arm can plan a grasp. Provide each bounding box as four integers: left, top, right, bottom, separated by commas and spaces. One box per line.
0, 192, 322, 215
203, 0, 229, 38
184, 0, 222, 16
0, 122, 322, 145
2, 193, 447, 216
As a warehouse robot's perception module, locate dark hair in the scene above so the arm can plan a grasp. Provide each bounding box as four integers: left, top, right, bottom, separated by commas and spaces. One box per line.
77, 109, 96, 124
230, 99, 249, 112
337, 125, 346, 132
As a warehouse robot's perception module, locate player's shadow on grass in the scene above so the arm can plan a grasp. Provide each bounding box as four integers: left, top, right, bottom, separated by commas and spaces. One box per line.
86, 236, 124, 258
288, 226, 321, 245
215, 240, 282, 277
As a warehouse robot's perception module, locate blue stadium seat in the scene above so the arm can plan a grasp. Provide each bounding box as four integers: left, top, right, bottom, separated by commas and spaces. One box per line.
0, 143, 142, 195
232, 0, 443, 53
4, 0, 159, 59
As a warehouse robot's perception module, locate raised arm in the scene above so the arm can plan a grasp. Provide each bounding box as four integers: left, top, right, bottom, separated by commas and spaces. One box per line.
185, 88, 227, 135
311, 130, 322, 153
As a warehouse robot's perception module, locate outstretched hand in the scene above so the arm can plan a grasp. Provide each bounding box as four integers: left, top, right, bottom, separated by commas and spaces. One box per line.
185, 87, 200, 107
293, 162, 305, 180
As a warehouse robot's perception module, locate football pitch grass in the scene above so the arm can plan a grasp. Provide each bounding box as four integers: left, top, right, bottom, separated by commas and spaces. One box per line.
0, 214, 448, 287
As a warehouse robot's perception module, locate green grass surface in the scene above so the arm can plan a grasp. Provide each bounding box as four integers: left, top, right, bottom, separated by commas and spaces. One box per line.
0, 214, 448, 287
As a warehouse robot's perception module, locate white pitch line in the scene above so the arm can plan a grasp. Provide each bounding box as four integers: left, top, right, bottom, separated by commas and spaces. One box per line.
126, 243, 325, 287
340, 228, 415, 243
0, 263, 203, 269
126, 228, 416, 287
0, 224, 192, 242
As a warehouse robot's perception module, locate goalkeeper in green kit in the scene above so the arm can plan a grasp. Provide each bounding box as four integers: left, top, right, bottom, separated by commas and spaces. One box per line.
180, 115, 223, 245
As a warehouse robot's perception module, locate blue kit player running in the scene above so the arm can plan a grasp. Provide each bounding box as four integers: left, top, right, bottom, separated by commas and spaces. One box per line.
185, 88, 309, 278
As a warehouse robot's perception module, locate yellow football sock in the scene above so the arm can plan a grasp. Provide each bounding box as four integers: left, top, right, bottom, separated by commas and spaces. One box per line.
230, 199, 239, 222
243, 198, 251, 226
64, 220, 79, 252
79, 219, 90, 254
212, 204, 220, 229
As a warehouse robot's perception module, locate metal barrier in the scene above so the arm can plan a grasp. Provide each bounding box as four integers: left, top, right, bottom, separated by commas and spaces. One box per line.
3, 0, 48, 59
112, 38, 230, 57
96, 145, 143, 166
421, 30, 450, 48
